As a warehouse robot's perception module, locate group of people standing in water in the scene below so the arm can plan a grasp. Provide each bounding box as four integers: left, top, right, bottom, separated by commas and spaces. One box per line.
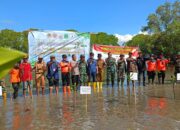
1, 51, 180, 99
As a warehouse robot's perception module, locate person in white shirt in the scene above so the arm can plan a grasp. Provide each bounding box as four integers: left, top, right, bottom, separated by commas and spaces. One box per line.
70, 54, 80, 91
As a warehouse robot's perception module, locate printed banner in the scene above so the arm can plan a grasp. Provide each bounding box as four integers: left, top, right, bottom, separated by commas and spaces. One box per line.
92, 44, 139, 61
28, 31, 90, 66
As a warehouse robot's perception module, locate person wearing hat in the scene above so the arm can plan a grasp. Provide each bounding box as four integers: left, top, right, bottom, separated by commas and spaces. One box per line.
46, 55, 60, 95
19, 55, 33, 97
126, 52, 138, 87
34, 56, 46, 96
59, 54, 71, 93
87, 52, 98, 89
174, 52, 180, 80
117, 54, 126, 87
96, 53, 105, 90
105, 52, 116, 87
78, 55, 88, 86
156, 53, 170, 84
136, 51, 147, 86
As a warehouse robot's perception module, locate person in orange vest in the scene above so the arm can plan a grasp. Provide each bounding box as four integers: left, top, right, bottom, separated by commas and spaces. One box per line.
156, 54, 170, 84
9, 63, 21, 99
59, 55, 71, 93
146, 54, 157, 85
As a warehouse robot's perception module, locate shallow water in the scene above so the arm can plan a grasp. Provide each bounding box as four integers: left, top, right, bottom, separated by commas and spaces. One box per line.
0, 83, 180, 130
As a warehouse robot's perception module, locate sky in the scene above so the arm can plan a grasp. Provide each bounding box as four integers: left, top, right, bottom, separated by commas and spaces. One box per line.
0, 0, 177, 35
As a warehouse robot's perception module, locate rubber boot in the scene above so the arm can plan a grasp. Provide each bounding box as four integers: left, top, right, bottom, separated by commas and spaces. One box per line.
100, 82, 103, 92
93, 82, 96, 89
3, 92, 7, 99
63, 86, 67, 93
67, 86, 71, 93
96, 82, 100, 92
88, 82, 91, 87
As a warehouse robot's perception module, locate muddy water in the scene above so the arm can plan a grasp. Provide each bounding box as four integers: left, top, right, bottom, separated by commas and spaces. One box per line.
0, 84, 180, 130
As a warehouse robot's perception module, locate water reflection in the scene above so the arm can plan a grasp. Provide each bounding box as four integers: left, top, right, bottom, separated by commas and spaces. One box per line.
0, 84, 180, 130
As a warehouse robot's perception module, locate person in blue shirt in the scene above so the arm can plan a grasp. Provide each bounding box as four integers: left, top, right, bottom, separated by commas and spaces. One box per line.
46, 55, 59, 95
87, 52, 98, 88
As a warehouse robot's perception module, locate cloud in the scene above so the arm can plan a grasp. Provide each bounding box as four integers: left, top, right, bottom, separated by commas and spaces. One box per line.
114, 31, 148, 46
138, 31, 148, 35
114, 34, 135, 46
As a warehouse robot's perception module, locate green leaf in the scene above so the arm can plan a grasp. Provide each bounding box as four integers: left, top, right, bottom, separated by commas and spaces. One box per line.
0, 47, 26, 79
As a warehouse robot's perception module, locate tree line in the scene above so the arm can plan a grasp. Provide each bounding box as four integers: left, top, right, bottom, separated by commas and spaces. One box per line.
0, 29, 119, 53
0, 1, 179, 55
126, 1, 180, 56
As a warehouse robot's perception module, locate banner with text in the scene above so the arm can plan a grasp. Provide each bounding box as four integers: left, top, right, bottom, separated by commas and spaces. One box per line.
28, 31, 90, 66
92, 44, 139, 60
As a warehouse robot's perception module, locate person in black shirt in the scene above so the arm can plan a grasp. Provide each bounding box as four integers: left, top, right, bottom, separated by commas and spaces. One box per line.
136, 51, 146, 86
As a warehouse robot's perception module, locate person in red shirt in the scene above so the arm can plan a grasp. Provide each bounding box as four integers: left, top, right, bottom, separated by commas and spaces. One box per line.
156, 54, 170, 84
9, 63, 21, 99
59, 55, 71, 93
19, 55, 33, 97
146, 55, 157, 85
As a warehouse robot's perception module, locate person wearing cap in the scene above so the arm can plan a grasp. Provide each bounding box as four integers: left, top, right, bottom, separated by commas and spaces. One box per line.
174, 52, 180, 80
105, 52, 116, 87
156, 53, 170, 84
146, 54, 157, 85
117, 54, 126, 87
136, 51, 147, 86
70, 54, 80, 91
78, 55, 88, 86
59, 54, 71, 93
19, 55, 33, 97
97, 54, 106, 89
9, 63, 21, 99
126, 52, 138, 87
46, 55, 60, 95
87, 52, 98, 89
34, 56, 46, 96
96, 53, 105, 90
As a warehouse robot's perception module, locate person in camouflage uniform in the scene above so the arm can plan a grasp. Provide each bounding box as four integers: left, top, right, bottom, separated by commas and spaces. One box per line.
126, 52, 138, 87
105, 52, 116, 87
117, 54, 126, 87
79, 55, 88, 86
174, 52, 180, 80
